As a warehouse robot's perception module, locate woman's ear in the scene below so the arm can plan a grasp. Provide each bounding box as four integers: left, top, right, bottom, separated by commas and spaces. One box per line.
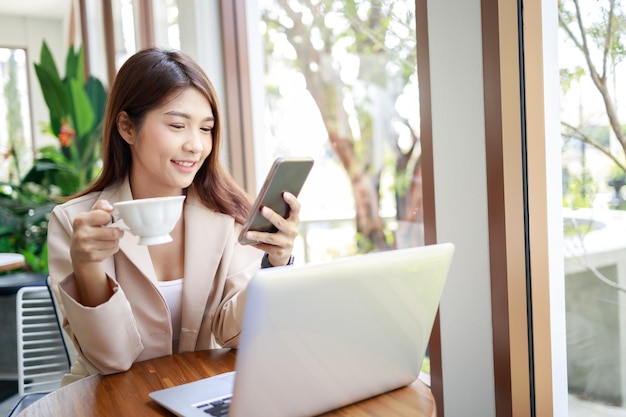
116, 111, 135, 144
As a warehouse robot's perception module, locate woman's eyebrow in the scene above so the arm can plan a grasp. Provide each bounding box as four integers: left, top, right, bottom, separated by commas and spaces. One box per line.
164, 110, 214, 122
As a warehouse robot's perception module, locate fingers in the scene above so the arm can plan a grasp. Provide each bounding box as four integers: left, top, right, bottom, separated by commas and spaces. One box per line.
282, 192, 301, 220
71, 224, 122, 263
247, 193, 300, 243
248, 192, 300, 266
71, 200, 123, 264
92, 199, 114, 211
261, 192, 300, 233
90, 200, 116, 226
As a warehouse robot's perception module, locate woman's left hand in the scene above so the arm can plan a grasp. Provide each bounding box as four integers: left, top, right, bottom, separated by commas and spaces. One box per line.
248, 192, 300, 266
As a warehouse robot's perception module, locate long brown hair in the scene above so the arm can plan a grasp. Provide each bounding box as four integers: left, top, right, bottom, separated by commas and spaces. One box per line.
74, 48, 251, 224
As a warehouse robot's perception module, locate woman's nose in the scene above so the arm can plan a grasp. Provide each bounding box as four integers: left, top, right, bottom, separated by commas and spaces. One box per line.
183, 131, 205, 153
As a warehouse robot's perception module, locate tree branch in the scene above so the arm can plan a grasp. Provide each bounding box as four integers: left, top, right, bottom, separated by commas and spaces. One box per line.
602, 0, 617, 80
562, 121, 626, 173
561, 0, 626, 154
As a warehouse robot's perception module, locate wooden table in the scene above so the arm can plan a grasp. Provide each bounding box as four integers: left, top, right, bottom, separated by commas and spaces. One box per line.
0, 253, 25, 273
17, 349, 436, 416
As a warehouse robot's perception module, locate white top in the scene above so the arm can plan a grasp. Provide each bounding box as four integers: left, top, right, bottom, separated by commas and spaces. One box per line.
157, 278, 183, 341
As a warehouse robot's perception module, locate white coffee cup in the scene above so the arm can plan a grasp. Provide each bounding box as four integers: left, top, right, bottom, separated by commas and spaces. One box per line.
111, 195, 186, 245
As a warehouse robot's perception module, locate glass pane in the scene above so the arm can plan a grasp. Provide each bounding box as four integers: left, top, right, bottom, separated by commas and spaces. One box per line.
153, 0, 181, 49
0, 47, 33, 184
258, 0, 423, 264
113, 0, 138, 68
559, 1, 626, 414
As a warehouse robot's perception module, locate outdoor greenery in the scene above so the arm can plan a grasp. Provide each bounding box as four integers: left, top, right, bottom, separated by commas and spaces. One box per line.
559, 0, 626, 406
559, 0, 626, 204
0, 41, 106, 272
261, 0, 422, 253
562, 169, 598, 209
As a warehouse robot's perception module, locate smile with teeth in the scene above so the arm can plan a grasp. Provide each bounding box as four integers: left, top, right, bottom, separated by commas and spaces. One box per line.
174, 160, 195, 167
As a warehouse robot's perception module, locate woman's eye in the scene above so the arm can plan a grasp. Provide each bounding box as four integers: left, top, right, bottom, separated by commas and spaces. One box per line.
171, 124, 184, 130
201, 126, 213, 133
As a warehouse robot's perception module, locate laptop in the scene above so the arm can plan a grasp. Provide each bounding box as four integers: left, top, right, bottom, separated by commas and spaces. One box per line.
149, 242, 454, 417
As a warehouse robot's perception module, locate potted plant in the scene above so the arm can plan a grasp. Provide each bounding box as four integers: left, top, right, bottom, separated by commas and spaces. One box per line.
0, 41, 107, 272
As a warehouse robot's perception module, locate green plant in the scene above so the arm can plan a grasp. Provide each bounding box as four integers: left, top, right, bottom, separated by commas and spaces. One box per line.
30, 41, 107, 195
562, 169, 597, 209
0, 183, 55, 273
0, 41, 107, 272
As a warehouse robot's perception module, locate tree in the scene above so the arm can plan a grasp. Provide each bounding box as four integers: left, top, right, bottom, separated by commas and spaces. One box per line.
559, 0, 626, 290
261, 0, 422, 252
559, 2, 626, 406
559, 0, 626, 174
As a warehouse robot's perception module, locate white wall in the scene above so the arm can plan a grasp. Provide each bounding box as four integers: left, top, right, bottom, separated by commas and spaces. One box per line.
0, 15, 66, 149
177, 0, 229, 165
427, 1, 568, 415
426, 1, 497, 416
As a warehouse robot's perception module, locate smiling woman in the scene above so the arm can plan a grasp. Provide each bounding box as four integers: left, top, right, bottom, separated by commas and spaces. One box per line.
46, 48, 303, 384
115, 87, 215, 199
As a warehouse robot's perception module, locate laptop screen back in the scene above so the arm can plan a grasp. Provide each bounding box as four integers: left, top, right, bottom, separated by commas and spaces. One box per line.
229, 243, 454, 417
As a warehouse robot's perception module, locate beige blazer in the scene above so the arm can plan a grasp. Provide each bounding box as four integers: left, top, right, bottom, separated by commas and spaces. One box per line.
47, 179, 263, 380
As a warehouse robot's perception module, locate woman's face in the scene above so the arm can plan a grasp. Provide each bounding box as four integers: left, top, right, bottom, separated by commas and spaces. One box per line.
119, 88, 214, 199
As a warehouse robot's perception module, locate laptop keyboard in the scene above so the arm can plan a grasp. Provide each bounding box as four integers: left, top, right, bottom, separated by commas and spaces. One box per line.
197, 396, 232, 416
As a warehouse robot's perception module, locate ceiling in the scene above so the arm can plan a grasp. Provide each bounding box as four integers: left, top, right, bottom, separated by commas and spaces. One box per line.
0, 0, 70, 19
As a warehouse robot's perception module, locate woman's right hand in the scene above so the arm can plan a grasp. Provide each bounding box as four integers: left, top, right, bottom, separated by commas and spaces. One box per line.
70, 200, 124, 306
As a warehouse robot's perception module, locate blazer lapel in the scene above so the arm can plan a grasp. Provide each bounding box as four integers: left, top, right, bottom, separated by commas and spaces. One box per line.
178, 190, 232, 351
98, 182, 234, 351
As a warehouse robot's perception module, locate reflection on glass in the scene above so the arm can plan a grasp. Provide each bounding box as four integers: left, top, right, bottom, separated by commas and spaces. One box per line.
0, 47, 33, 183
166, 0, 180, 49
114, 0, 137, 68
559, 0, 626, 414
153, 0, 180, 49
259, 0, 423, 263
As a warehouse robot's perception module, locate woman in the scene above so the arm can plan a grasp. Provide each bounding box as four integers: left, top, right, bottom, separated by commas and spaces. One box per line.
47, 48, 300, 382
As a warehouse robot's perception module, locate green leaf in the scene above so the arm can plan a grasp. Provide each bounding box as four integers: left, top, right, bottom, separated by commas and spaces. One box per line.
65, 44, 86, 86
23, 202, 55, 227
23, 248, 47, 273
37, 146, 68, 162
75, 45, 85, 86
34, 63, 70, 135
38, 41, 61, 85
50, 115, 62, 139
80, 121, 103, 166
85, 76, 108, 125
67, 78, 95, 140
64, 44, 78, 82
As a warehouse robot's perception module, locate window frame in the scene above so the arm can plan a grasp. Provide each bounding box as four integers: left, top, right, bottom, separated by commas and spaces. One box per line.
79, 0, 567, 414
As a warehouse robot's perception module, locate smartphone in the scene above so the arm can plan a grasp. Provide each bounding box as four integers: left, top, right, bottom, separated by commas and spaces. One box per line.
238, 157, 314, 245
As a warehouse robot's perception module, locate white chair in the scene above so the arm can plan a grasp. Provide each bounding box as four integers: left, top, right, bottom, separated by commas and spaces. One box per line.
44, 276, 78, 367
11, 285, 70, 414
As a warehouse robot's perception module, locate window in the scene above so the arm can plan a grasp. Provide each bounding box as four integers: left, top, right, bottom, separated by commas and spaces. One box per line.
0, 47, 33, 184
257, 0, 424, 263
559, 1, 626, 412
154, 0, 181, 49
113, 0, 138, 67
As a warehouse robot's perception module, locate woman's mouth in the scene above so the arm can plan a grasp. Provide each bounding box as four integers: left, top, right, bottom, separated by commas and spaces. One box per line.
173, 160, 195, 168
